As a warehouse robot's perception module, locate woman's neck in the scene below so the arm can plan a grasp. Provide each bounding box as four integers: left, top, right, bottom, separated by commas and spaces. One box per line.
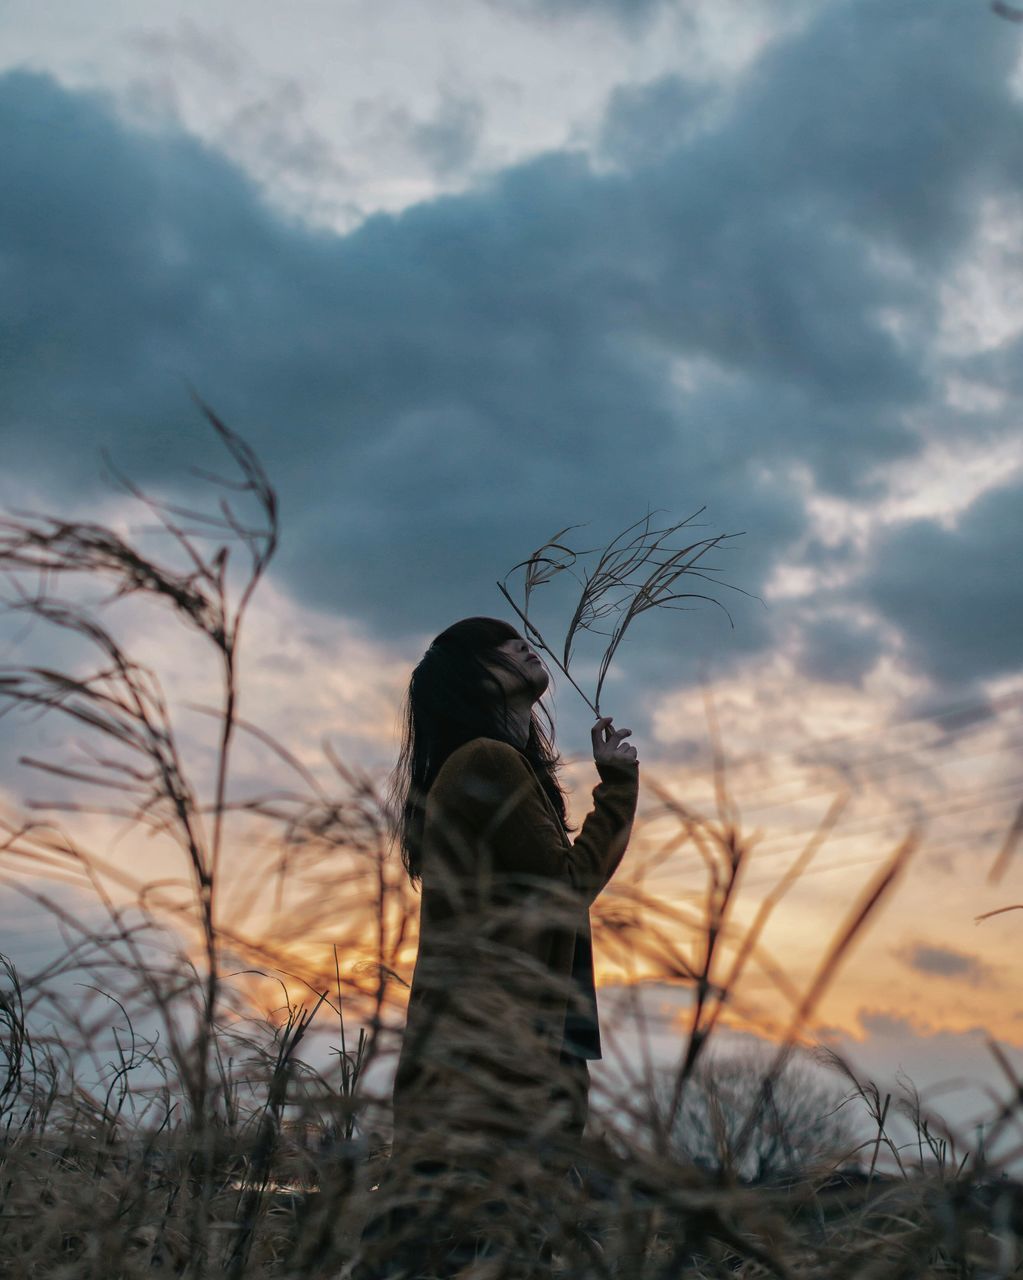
502, 702, 532, 750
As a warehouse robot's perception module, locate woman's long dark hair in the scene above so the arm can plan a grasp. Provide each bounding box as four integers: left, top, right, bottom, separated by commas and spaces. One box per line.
389, 616, 574, 886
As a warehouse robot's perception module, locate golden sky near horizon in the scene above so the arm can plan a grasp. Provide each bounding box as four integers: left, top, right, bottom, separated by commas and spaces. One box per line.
1, 567, 1018, 1056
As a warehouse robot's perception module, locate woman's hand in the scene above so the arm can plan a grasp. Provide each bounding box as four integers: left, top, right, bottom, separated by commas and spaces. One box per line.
591, 715, 639, 773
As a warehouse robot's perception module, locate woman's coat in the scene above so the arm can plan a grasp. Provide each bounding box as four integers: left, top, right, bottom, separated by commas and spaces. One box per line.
391, 736, 639, 1155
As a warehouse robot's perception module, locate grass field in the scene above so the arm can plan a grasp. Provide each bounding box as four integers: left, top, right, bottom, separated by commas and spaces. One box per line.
1, 411, 1020, 1278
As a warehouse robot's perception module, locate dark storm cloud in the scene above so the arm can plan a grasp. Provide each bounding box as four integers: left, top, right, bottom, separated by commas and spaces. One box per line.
897, 942, 996, 987
2, 0, 1022, 702
797, 615, 883, 687
863, 479, 1023, 684
600, 75, 718, 167
0, 70, 795, 656
722, 2, 1021, 263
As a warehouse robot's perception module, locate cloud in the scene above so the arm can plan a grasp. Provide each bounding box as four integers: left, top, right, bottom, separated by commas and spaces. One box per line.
862, 479, 1023, 683
125, 18, 244, 86
404, 91, 485, 177
0, 68, 797, 667
3, 0, 1023, 713
796, 614, 884, 687
744, 1, 1020, 262
600, 74, 719, 167
348, 88, 485, 182
896, 941, 997, 987
486, 0, 668, 27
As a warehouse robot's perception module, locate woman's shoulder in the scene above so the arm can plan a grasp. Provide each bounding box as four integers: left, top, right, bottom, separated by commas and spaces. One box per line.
430, 739, 532, 804
423, 741, 541, 858
441, 737, 528, 777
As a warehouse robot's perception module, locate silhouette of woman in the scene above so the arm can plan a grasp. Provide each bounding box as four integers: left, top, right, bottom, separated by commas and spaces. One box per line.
357, 617, 639, 1276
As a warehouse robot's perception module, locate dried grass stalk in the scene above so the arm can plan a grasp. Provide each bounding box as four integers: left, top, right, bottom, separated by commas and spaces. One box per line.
497, 507, 748, 715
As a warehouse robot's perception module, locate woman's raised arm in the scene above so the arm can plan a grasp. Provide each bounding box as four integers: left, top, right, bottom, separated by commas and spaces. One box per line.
447, 728, 639, 904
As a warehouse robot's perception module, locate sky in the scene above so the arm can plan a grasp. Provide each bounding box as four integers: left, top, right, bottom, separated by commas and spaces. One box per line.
1, 0, 1022, 1157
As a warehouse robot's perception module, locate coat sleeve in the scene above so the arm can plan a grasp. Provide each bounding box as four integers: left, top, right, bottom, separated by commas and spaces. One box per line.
455, 740, 639, 905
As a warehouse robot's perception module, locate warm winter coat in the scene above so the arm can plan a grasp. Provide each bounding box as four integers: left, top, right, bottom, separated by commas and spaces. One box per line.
390, 736, 639, 1156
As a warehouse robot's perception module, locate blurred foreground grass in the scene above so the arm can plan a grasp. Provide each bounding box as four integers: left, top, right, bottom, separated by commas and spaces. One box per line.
1, 408, 1020, 1278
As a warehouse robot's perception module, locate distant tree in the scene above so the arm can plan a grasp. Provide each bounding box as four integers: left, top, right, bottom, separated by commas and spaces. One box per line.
658, 1049, 856, 1184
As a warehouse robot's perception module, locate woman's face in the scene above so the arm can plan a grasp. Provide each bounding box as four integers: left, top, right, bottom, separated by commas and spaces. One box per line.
485, 635, 549, 702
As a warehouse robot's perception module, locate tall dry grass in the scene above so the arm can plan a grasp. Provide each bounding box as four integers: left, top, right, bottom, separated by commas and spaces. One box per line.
0, 406, 1019, 1278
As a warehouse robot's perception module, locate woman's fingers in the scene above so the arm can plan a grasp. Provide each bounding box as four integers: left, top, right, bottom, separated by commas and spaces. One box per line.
592, 716, 638, 766
592, 718, 632, 739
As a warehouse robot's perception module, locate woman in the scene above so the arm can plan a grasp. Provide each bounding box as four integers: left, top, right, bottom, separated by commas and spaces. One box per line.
361, 616, 639, 1275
